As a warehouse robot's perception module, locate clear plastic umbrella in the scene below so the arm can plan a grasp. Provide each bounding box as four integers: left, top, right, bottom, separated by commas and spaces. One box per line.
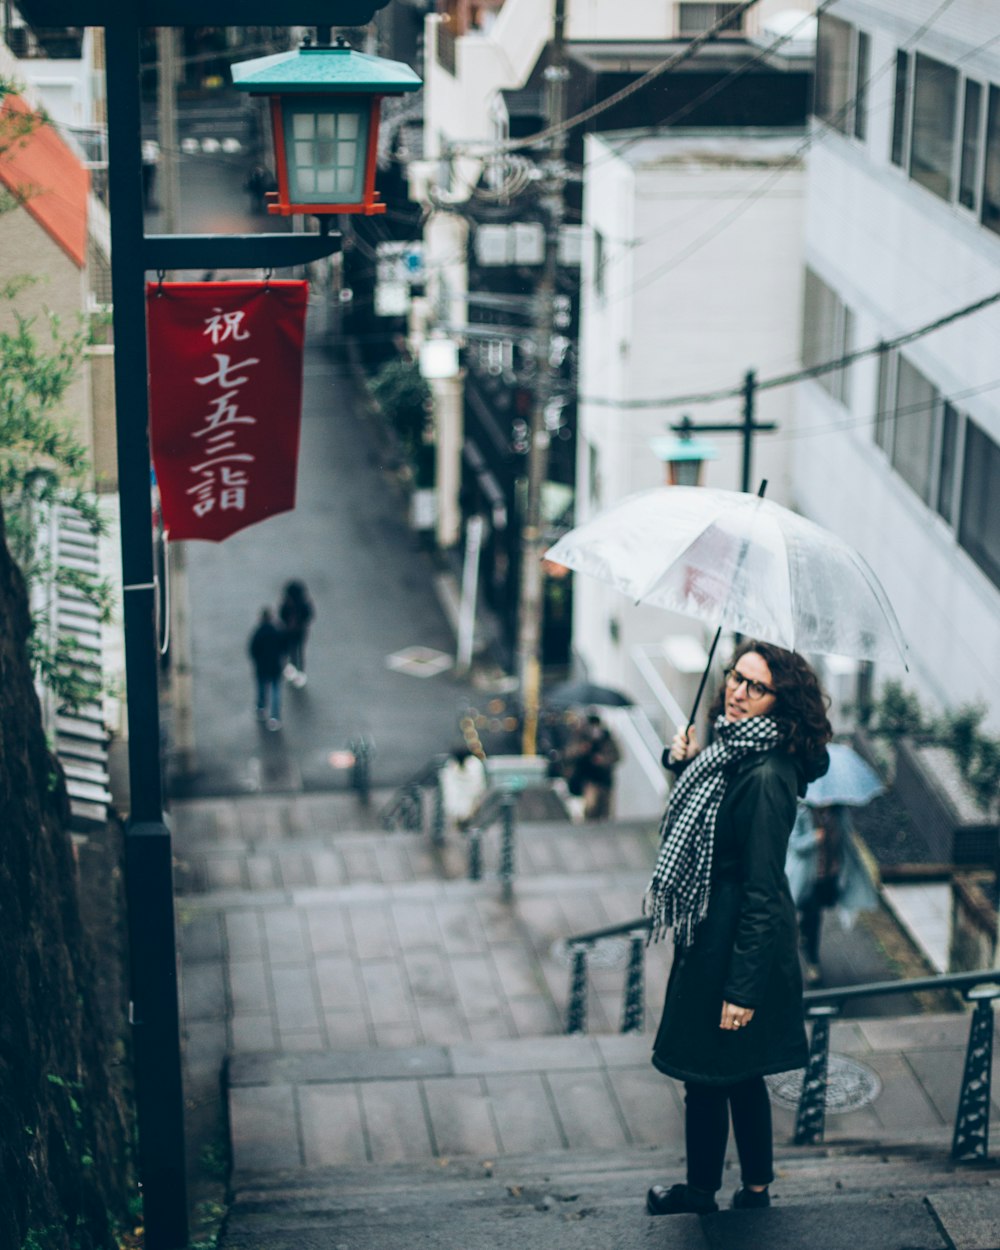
803, 743, 885, 807
545, 486, 908, 665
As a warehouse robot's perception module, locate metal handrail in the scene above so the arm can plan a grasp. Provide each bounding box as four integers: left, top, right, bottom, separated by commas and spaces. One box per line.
379, 753, 449, 832
561, 917, 1000, 1163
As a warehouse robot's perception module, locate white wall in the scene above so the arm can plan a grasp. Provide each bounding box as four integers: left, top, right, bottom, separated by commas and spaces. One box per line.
793, 3, 1000, 727
573, 130, 807, 697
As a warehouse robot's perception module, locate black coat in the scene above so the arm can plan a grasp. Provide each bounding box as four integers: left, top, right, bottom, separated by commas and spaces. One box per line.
248, 620, 285, 681
651, 749, 811, 1086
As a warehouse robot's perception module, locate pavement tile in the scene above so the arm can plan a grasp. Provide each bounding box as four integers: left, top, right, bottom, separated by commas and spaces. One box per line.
309, 850, 345, 887
374, 840, 417, 884
546, 1070, 630, 1149
230, 1013, 277, 1053
701, 1199, 949, 1250
325, 1011, 373, 1049
401, 948, 459, 1009
340, 844, 381, 881
237, 800, 286, 842
299, 1083, 368, 1165
359, 959, 415, 1026
474, 896, 524, 945
303, 906, 351, 956
271, 966, 321, 1032
276, 851, 316, 889
373, 1020, 425, 1048
509, 995, 562, 1038
179, 910, 224, 962
182, 1019, 228, 1086
857, 1012, 970, 1052
225, 910, 264, 962
392, 900, 441, 951
245, 853, 280, 890
279, 1029, 326, 1052
314, 954, 365, 1012
423, 1076, 501, 1157
593, 1034, 654, 1069
862, 1051, 944, 1131
487, 1072, 566, 1153
903, 1048, 963, 1123
359, 1078, 435, 1162
228, 959, 270, 1016
262, 908, 309, 964
415, 1002, 472, 1045
347, 904, 400, 960
229, 1085, 301, 1171
436, 901, 489, 955
182, 960, 228, 1022
606, 1064, 685, 1147
204, 855, 246, 891
490, 944, 546, 1001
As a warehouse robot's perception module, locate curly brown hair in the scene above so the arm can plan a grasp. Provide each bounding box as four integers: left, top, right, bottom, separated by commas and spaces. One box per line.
708, 639, 832, 782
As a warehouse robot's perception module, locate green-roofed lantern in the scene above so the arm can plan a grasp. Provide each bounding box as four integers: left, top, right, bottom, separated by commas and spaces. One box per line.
232, 36, 421, 217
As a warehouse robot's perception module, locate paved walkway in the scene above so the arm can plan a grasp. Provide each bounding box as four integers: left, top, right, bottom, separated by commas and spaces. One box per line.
172, 792, 998, 1185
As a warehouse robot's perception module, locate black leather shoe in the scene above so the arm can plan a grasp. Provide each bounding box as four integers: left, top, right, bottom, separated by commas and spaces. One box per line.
646, 1183, 718, 1215
732, 1185, 770, 1209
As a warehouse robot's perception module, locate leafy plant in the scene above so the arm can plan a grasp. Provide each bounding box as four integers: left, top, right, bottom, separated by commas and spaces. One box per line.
872, 679, 926, 740
368, 358, 432, 465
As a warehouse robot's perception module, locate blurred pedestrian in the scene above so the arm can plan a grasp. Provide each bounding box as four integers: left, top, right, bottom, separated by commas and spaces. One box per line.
439, 746, 488, 830
563, 711, 620, 819
785, 802, 879, 985
279, 580, 314, 688
141, 139, 160, 210
248, 607, 286, 730
645, 640, 831, 1217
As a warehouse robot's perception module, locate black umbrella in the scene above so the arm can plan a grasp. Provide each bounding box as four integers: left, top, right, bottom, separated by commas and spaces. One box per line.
544, 679, 633, 709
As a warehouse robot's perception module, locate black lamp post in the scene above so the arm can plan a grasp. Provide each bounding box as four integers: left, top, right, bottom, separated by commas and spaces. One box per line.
13, 4, 393, 1248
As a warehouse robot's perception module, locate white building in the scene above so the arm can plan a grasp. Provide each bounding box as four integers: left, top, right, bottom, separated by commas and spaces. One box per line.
572, 127, 808, 774
795, 0, 1000, 729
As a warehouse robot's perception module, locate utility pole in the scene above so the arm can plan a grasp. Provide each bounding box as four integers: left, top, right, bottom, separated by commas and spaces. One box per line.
670, 369, 776, 494
517, 0, 567, 756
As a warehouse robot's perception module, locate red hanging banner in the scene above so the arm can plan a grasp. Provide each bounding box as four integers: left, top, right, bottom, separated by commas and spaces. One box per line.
146, 280, 308, 542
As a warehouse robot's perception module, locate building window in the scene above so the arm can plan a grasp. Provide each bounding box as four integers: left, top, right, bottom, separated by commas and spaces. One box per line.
937, 401, 960, 525
982, 85, 1000, 237
909, 53, 959, 202
854, 31, 871, 141
815, 14, 853, 135
593, 228, 606, 300
891, 355, 937, 505
890, 51, 910, 168
958, 79, 984, 211
874, 345, 895, 454
959, 421, 1000, 590
677, 3, 744, 37
801, 268, 853, 405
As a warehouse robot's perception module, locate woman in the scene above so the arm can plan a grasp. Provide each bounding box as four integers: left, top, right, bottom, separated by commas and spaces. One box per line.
279, 580, 314, 688
645, 640, 831, 1216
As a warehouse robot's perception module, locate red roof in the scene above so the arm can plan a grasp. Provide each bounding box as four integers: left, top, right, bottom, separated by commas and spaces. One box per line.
0, 93, 89, 268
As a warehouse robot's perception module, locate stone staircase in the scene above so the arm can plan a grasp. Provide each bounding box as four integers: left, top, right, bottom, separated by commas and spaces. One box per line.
170, 792, 1000, 1250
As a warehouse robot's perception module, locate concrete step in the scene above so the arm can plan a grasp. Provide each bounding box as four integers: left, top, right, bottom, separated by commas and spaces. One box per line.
220, 1144, 1000, 1250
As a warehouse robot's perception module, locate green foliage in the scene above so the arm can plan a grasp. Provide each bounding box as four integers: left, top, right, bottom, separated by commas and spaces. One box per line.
872, 683, 1000, 812
0, 307, 111, 712
368, 358, 432, 463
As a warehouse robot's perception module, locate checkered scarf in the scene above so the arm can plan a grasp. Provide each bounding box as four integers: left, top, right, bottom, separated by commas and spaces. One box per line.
644, 714, 783, 948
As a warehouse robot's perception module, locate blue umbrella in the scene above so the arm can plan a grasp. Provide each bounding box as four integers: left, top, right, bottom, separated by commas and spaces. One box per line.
804, 743, 885, 808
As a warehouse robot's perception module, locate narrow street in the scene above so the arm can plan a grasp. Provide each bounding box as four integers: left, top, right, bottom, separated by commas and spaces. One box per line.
155, 124, 484, 795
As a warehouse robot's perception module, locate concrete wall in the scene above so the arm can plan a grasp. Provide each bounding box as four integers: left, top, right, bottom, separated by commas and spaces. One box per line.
794, 3, 1000, 727
572, 130, 806, 697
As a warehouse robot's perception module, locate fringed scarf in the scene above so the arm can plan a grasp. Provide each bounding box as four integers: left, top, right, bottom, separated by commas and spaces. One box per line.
644, 714, 783, 947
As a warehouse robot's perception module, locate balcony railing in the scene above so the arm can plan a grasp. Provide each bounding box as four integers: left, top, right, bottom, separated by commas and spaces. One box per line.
561, 914, 1000, 1163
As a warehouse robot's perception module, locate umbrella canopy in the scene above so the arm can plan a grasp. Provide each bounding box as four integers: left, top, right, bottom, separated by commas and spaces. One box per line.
803, 743, 885, 807
545, 486, 907, 665
544, 679, 634, 709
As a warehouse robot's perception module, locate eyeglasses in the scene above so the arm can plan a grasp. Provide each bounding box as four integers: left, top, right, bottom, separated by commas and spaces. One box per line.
724, 666, 775, 701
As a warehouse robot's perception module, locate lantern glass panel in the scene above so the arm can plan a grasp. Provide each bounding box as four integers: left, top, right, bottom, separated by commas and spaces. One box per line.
283, 101, 370, 205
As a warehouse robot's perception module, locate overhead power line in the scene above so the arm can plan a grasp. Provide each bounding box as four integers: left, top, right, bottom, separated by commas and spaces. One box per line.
579, 286, 1000, 410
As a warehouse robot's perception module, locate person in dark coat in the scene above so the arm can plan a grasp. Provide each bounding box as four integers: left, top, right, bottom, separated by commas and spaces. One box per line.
279, 580, 314, 688
645, 639, 831, 1217
248, 607, 286, 730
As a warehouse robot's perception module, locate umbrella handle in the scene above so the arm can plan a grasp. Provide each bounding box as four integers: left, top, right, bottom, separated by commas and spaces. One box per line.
683, 479, 768, 734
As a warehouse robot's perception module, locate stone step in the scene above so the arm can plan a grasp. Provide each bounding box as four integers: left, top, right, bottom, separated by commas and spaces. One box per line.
220, 1145, 1000, 1250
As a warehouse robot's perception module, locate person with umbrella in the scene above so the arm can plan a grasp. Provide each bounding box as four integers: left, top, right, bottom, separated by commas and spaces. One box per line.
644, 639, 832, 1216
785, 744, 883, 985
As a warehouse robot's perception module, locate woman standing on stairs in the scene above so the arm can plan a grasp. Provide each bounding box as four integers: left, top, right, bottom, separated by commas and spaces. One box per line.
644, 640, 831, 1216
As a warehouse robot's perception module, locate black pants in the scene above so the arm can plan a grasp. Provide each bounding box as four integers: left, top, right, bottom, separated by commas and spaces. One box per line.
684, 1076, 774, 1193
798, 876, 839, 964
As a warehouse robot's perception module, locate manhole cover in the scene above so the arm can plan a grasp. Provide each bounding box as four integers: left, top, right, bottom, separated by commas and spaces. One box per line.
385, 646, 454, 677
766, 1054, 882, 1114
550, 937, 633, 969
